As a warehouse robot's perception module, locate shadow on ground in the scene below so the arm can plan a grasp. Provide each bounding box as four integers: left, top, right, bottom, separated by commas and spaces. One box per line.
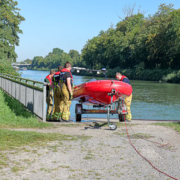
84, 122, 108, 130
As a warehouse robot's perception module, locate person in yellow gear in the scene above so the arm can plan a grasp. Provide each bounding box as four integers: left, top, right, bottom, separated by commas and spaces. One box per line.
44, 69, 55, 120
116, 72, 132, 122
59, 62, 73, 122
52, 66, 64, 120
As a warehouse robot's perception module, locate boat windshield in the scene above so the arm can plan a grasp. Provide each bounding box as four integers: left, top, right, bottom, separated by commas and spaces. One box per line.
89, 78, 97, 82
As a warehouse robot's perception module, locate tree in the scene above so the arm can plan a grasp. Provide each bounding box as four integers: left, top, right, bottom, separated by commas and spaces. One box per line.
52, 48, 64, 55
0, 0, 25, 62
68, 50, 80, 64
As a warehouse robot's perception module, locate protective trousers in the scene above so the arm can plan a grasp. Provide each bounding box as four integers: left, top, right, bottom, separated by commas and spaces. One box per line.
46, 90, 53, 120
61, 84, 71, 121
125, 94, 132, 121
53, 86, 62, 120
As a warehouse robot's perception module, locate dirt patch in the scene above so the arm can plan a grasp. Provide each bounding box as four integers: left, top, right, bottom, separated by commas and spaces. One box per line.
1, 123, 180, 180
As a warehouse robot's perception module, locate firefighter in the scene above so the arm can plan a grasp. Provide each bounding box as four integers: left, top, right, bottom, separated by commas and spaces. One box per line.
59, 62, 73, 122
116, 72, 132, 122
44, 69, 55, 120
52, 66, 64, 120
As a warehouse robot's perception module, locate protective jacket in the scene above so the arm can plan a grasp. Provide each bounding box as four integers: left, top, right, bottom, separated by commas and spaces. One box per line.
61, 68, 73, 80
120, 75, 130, 85
53, 71, 60, 83
59, 68, 73, 86
45, 75, 52, 85
44, 74, 53, 90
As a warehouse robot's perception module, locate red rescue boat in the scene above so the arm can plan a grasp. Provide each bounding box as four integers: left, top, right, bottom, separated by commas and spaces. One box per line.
73, 79, 132, 105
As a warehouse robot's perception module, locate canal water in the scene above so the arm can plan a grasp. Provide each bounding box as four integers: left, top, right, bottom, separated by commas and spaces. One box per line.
19, 70, 180, 120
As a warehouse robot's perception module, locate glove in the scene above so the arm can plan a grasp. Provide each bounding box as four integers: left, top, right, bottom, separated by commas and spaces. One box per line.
70, 92, 73, 100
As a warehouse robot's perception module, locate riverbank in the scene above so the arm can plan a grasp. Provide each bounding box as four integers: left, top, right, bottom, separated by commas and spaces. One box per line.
0, 122, 180, 179
73, 68, 180, 83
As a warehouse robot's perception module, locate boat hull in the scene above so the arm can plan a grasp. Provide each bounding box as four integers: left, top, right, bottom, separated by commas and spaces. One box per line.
73, 80, 133, 105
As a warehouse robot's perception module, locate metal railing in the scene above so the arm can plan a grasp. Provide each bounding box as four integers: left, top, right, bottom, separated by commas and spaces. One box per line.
0, 73, 47, 122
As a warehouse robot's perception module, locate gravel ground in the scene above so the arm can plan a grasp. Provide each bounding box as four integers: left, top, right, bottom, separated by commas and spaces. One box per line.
1, 122, 180, 180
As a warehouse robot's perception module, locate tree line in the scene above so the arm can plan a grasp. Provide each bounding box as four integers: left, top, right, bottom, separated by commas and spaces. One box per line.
80, 4, 180, 82
27, 48, 83, 70
82, 4, 180, 70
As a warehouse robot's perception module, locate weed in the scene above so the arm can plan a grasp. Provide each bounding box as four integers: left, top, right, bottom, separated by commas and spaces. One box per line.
131, 133, 152, 139
0, 160, 7, 166
11, 165, 20, 172
114, 132, 126, 137
59, 165, 70, 168
84, 156, 93, 160
95, 172, 101, 176
40, 168, 51, 173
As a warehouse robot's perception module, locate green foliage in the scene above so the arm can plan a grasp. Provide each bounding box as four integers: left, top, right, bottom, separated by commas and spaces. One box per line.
22, 59, 32, 64
0, 90, 52, 128
28, 48, 82, 70
0, 0, 25, 61
81, 4, 180, 77
107, 67, 180, 82
0, 58, 19, 76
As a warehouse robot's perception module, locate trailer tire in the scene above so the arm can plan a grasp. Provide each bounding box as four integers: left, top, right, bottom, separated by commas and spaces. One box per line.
76, 114, 82, 122
75, 104, 82, 122
119, 114, 125, 122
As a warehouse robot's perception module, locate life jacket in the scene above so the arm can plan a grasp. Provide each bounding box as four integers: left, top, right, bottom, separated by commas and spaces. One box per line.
120, 75, 127, 81
61, 68, 73, 81
45, 74, 52, 85
59, 68, 73, 85
120, 75, 130, 85
53, 71, 60, 83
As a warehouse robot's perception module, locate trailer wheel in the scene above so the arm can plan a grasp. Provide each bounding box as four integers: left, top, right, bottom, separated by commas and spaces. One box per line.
75, 104, 82, 122
76, 114, 82, 122
119, 114, 126, 122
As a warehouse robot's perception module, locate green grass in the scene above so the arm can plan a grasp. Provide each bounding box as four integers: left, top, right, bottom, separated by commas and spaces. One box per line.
152, 122, 180, 133
0, 129, 79, 151
0, 90, 52, 128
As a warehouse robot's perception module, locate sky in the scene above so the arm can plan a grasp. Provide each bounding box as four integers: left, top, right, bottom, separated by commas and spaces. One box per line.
15, 0, 180, 61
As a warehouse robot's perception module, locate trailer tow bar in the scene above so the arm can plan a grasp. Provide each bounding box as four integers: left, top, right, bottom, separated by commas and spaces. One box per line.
107, 89, 117, 130
107, 105, 117, 130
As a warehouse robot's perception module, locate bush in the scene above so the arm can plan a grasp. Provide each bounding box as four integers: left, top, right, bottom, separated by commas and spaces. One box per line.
0, 58, 20, 76
107, 67, 180, 83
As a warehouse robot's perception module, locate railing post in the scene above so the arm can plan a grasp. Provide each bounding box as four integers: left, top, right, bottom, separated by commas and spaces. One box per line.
43, 83, 47, 122
0, 73, 1, 88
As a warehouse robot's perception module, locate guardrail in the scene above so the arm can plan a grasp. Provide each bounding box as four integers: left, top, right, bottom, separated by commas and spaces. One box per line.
0, 73, 47, 122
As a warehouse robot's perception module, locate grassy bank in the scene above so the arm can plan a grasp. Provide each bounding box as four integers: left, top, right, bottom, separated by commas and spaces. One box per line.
73, 68, 180, 83
0, 89, 52, 128
153, 122, 180, 133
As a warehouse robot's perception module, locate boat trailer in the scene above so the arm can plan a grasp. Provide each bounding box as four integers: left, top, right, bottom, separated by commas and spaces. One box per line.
75, 89, 127, 130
